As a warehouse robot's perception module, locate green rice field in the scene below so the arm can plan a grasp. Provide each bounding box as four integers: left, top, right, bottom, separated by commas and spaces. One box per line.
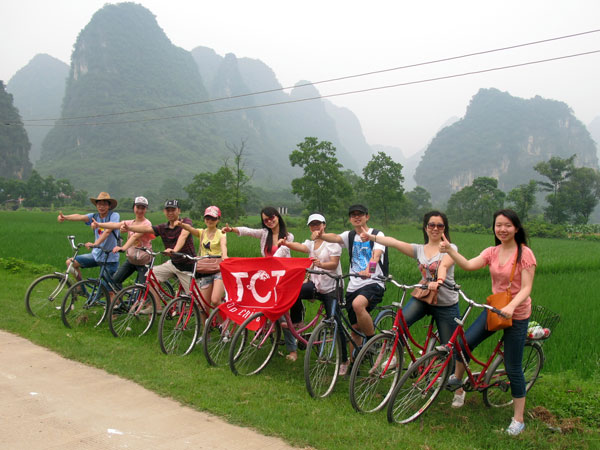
1, 210, 598, 449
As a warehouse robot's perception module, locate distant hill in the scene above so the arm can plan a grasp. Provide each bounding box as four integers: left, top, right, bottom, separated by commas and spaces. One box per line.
191, 47, 363, 175
6, 54, 69, 163
0, 81, 32, 179
36, 3, 223, 198
589, 116, 600, 160
415, 88, 599, 203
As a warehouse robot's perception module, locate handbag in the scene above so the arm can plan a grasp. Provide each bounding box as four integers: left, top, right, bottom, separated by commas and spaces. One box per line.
486, 248, 518, 331
411, 281, 438, 305
195, 229, 222, 274
126, 246, 152, 266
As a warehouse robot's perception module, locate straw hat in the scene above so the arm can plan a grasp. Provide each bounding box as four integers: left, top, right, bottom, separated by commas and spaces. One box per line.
89, 192, 117, 209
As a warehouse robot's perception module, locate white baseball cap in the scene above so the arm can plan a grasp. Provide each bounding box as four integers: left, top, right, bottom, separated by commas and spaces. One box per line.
133, 196, 149, 207
307, 213, 326, 225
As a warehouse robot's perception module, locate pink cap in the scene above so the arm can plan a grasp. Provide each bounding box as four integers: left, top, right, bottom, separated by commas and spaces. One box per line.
204, 205, 221, 218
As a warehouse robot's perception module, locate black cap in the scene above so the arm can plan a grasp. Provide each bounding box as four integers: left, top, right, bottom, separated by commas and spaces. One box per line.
348, 204, 368, 215
164, 199, 180, 209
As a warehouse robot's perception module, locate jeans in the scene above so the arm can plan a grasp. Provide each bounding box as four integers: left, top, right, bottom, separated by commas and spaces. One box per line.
112, 260, 147, 291
458, 310, 529, 398
402, 297, 460, 345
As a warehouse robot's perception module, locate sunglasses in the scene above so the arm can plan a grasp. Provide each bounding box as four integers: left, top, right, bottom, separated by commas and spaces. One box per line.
427, 223, 445, 230
263, 215, 277, 222
349, 212, 365, 218
204, 216, 218, 221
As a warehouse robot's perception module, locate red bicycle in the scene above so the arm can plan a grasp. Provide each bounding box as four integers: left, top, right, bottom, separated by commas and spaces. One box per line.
107, 248, 179, 337
387, 283, 556, 424
349, 276, 440, 413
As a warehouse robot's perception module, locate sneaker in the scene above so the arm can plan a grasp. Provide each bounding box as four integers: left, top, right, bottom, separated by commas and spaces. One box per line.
446, 374, 463, 390
451, 391, 465, 408
339, 360, 350, 376
506, 418, 525, 436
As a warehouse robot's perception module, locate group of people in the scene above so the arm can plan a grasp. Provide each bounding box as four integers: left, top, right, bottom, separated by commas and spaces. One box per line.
59, 192, 535, 436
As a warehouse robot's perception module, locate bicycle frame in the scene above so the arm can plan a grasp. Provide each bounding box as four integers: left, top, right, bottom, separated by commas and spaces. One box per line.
420, 286, 508, 394
375, 278, 439, 375
126, 249, 183, 314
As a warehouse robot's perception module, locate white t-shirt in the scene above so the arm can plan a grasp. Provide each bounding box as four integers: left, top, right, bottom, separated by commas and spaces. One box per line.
303, 240, 342, 293
339, 229, 386, 292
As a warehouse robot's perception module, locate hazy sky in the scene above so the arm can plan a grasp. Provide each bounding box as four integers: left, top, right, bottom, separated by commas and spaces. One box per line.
1, 0, 599, 156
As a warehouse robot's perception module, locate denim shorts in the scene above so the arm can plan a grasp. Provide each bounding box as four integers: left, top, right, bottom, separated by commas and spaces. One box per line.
196, 272, 222, 289
75, 253, 118, 276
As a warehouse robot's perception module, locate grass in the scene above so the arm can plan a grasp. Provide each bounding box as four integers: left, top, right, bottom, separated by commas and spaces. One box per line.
0, 210, 599, 449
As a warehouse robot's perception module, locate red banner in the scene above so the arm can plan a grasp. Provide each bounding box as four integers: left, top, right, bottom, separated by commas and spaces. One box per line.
218, 257, 312, 329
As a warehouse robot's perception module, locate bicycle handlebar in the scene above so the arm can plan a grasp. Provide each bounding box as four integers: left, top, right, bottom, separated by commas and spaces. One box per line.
169, 252, 221, 261
453, 286, 510, 319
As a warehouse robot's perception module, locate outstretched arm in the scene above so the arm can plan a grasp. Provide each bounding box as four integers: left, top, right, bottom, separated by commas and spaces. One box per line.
360, 226, 413, 257
312, 228, 343, 244
439, 234, 486, 271
174, 219, 201, 237
278, 238, 309, 254
57, 211, 89, 223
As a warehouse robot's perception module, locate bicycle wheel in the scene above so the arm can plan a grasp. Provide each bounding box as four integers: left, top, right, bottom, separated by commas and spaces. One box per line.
202, 307, 238, 367
25, 274, 70, 319
61, 279, 109, 329
228, 312, 281, 376
158, 297, 201, 356
373, 309, 395, 333
304, 320, 341, 398
387, 349, 451, 424
108, 285, 156, 337
349, 332, 403, 413
483, 342, 544, 408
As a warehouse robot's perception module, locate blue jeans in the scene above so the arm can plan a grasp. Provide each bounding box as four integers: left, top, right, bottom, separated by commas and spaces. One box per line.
402, 297, 460, 345
458, 310, 529, 398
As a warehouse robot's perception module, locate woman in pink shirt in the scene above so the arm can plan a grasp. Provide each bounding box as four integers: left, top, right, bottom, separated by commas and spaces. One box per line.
439, 209, 536, 436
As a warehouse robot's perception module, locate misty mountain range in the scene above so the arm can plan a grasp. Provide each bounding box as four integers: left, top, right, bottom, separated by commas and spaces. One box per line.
3, 2, 599, 203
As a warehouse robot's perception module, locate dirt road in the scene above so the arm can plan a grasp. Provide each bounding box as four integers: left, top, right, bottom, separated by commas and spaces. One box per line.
0, 330, 298, 449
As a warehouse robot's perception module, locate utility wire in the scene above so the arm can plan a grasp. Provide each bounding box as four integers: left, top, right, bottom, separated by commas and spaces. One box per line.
9, 49, 599, 128
13, 28, 600, 124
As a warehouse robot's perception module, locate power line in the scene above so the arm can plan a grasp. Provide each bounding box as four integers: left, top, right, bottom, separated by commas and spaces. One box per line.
10, 48, 599, 128
13, 28, 600, 124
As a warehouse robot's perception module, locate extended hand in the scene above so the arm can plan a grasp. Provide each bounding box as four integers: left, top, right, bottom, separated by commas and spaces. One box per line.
359, 225, 371, 242
439, 234, 451, 253
57, 212, 66, 223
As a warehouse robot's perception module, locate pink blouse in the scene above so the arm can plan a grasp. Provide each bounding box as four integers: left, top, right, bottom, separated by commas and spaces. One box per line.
480, 245, 536, 320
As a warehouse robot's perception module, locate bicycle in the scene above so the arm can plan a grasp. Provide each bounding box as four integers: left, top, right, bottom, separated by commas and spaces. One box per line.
302, 270, 393, 398
157, 253, 223, 356
227, 299, 327, 376
348, 276, 440, 413
60, 248, 122, 329
25, 235, 84, 319
387, 283, 557, 424
107, 248, 178, 337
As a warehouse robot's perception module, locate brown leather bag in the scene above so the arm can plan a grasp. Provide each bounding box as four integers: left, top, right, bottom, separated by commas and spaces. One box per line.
486, 248, 518, 331
411, 281, 438, 305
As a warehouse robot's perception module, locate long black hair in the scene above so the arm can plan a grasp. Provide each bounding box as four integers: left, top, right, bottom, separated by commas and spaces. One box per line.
492, 209, 528, 262
261, 206, 288, 254
422, 210, 451, 244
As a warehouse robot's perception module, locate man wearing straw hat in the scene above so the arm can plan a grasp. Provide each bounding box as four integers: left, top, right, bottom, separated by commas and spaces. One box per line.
57, 192, 121, 282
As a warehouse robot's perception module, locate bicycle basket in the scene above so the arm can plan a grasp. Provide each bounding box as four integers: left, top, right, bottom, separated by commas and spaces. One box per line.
527, 305, 560, 342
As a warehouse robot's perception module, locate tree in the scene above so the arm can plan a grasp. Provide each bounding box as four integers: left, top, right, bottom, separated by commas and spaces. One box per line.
534, 155, 575, 224
405, 186, 432, 221
362, 151, 405, 225
224, 139, 252, 220
507, 180, 537, 222
185, 166, 239, 221
447, 177, 505, 227
289, 138, 352, 218
561, 167, 600, 224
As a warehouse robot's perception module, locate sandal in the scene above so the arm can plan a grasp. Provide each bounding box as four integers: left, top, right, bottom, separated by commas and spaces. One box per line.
285, 352, 298, 362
